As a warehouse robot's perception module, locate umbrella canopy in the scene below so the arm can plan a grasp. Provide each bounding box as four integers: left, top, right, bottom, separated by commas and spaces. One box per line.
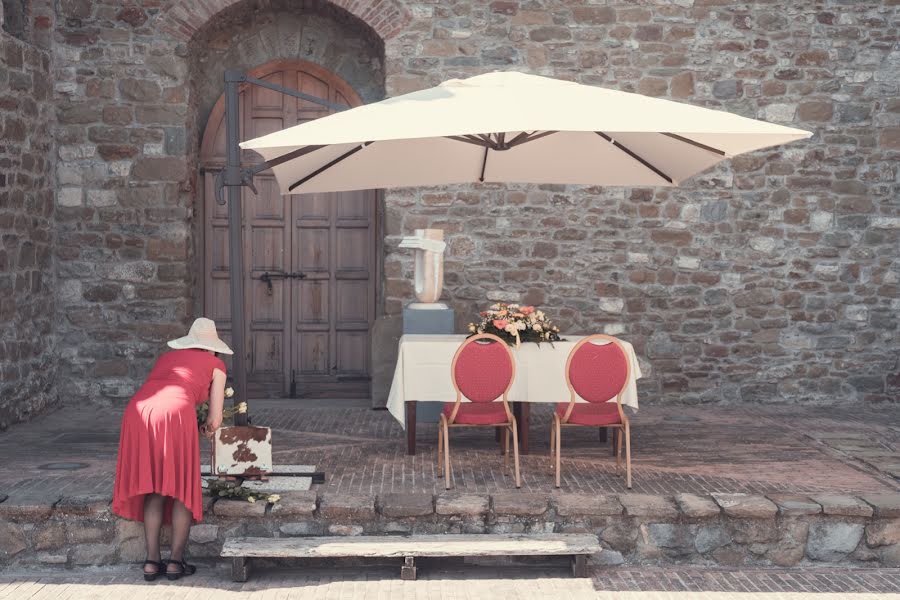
241, 71, 812, 195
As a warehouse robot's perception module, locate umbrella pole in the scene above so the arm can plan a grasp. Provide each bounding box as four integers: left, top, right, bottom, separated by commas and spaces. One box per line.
224, 70, 249, 426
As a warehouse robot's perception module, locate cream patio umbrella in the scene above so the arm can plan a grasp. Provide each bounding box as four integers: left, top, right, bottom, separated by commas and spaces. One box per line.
240, 71, 811, 194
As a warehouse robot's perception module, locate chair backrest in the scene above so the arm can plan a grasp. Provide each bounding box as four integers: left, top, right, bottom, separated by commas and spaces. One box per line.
566, 334, 630, 404
451, 333, 515, 403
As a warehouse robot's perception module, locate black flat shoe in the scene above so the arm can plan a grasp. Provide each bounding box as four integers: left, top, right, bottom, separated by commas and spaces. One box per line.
166, 558, 197, 581
142, 560, 164, 582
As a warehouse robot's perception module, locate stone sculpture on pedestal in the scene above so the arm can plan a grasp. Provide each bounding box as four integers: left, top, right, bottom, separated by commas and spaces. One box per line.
399, 229, 447, 309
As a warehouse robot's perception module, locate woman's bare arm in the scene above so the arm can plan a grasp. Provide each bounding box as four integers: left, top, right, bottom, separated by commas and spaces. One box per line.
204, 368, 227, 436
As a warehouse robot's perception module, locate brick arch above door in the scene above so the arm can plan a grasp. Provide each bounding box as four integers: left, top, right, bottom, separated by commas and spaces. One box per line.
199, 60, 379, 399
157, 0, 411, 43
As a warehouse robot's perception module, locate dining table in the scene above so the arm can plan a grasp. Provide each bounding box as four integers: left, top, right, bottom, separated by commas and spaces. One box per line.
386, 334, 642, 455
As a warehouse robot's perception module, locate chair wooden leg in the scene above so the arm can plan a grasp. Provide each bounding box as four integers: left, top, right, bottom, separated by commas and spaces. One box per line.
549, 421, 555, 461
510, 419, 521, 488
624, 421, 632, 489
443, 419, 451, 490
615, 426, 623, 476
554, 418, 562, 488
501, 427, 509, 466
611, 428, 618, 456
437, 418, 444, 477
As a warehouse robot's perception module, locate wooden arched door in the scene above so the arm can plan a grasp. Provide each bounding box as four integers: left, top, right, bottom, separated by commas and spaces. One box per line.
200, 60, 377, 399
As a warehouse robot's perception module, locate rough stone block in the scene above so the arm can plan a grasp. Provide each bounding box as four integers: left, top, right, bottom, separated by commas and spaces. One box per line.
811, 494, 874, 518
619, 494, 678, 519
189, 524, 220, 544
492, 493, 548, 516
646, 523, 695, 550
0, 521, 27, 559
711, 494, 777, 519
280, 521, 325, 536
379, 494, 434, 518
674, 494, 720, 519
600, 522, 638, 554
695, 525, 731, 554
807, 522, 864, 561
883, 544, 900, 568
55, 494, 111, 516
767, 494, 822, 516
860, 493, 900, 518
327, 524, 364, 536
36, 552, 68, 565
212, 500, 267, 518
866, 520, 900, 547
72, 543, 118, 566
270, 491, 317, 517
320, 495, 376, 520
767, 521, 809, 567
436, 494, 489, 516
66, 521, 114, 544
33, 522, 66, 550
555, 494, 622, 517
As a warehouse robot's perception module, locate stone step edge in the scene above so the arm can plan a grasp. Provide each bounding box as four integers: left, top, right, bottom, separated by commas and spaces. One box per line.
1, 490, 898, 521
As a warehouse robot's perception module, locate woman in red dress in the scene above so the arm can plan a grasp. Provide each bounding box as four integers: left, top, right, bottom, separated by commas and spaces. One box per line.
113, 318, 231, 581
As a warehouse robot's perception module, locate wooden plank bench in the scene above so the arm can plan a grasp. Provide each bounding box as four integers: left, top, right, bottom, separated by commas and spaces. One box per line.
221, 533, 600, 581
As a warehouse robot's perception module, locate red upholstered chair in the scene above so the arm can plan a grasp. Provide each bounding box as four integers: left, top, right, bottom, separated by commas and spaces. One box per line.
551, 334, 633, 488
439, 333, 520, 489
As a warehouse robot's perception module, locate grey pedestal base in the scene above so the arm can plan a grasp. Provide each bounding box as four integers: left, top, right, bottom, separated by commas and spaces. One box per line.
403, 305, 455, 423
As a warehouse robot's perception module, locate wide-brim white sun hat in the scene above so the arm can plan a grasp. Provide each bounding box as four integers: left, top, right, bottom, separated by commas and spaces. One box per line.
167, 317, 233, 355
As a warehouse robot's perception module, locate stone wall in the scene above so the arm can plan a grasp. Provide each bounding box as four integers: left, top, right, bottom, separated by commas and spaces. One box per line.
378, 0, 900, 405
47, 0, 900, 407
1, 490, 899, 568
0, 2, 56, 429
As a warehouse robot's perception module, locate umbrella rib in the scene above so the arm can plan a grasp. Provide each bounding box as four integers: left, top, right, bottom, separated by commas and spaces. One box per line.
263, 145, 327, 171
662, 133, 727, 156
595, 132, 673, 185
287, 142, 373, 192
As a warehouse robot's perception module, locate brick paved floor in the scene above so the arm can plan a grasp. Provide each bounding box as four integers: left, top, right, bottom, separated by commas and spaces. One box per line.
0, 402, 897, 501
1, 565, 899, 598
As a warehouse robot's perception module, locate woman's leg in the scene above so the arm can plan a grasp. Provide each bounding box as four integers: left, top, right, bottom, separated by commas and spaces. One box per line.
167, 499, 193, 573
143, 493, 165, 573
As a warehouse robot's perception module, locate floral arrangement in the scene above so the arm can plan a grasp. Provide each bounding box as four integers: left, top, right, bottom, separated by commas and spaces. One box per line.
467, 303, 561, 347
203, 478, 281, 504
196, 386, 247, 429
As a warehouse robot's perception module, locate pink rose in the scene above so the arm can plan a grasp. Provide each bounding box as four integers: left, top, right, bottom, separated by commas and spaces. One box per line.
521, 306, 535, 315
492, 319, 509, 330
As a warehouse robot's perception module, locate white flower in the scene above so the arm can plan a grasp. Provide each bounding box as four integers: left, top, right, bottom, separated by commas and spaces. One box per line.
516, 322, 526, 330
468, 323, 476, 332
504, 324, 517, 334
224, 387, 235, 398
533, 323, 543, 332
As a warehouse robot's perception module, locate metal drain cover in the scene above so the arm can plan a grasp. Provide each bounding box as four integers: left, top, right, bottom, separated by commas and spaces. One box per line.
38, 462, 89, 471
664, 415, 699, 423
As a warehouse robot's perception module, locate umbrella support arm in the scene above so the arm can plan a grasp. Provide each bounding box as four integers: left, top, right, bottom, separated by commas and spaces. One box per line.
216, 69, 347, 427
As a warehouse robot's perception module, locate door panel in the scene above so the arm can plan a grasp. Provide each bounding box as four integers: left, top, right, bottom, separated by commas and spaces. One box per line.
201, 60, 374, 399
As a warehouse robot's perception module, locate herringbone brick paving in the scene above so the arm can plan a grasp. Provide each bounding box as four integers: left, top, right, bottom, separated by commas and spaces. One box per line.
1, 565, 899, 598
0, 402, 896, 500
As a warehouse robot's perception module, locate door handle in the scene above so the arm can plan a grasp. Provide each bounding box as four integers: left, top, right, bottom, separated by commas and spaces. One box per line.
259, 271, 287, 295
258, 271, 307, 295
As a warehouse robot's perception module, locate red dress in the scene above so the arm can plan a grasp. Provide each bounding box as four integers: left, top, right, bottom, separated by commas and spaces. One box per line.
113, 349, 226, 524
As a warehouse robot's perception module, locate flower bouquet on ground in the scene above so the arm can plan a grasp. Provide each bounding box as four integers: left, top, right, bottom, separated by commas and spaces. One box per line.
467, 303, 562, 347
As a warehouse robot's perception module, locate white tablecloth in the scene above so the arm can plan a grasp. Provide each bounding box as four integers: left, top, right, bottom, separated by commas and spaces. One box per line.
387, 334, 642, 429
